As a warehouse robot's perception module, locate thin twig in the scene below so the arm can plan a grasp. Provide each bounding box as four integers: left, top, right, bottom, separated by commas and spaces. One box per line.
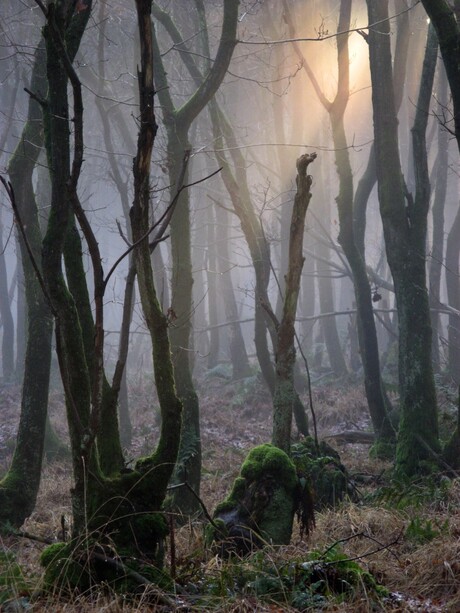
103, 163, 221, 290
321, 528, 404, 565
168, 481, 222, 532
237, 2, 420, 45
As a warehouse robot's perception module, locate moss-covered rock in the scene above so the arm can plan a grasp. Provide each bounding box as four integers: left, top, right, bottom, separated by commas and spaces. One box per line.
207, 444, 301, 555
291, 438, 349, 510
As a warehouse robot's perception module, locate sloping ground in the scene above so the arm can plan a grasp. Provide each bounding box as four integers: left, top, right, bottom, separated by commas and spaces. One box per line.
0, 374, 459, 611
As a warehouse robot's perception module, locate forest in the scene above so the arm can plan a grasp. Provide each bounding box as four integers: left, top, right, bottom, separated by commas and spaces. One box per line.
1, 0, 460, 610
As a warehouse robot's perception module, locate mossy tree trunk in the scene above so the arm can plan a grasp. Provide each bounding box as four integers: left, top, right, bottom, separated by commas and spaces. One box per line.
366, 1, 440, 477
152, 0, 239, 515
34, 0, 183, 568
421, 0, 460, 385
41, 1, 98, 533
0, 38, 54, 530
62, 215, 125, 476
129, 0, 183, 510
271, 154, 316, 454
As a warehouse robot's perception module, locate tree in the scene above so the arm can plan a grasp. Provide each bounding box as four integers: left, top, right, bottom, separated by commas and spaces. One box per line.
16, 1, 184, 585
0, 17, 83, 530
283, 0, 395, 453
366, 1, 440, 477
420, 0, 460, 153
271, 153, 316, 453
152, 0, 239, 515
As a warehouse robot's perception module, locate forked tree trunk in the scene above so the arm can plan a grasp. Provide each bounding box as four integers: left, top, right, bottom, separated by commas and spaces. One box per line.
367, 2, 439, 476
152, 0, 239, 515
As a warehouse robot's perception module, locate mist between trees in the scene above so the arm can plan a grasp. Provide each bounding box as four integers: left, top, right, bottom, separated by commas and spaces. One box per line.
0, 0, 460, 593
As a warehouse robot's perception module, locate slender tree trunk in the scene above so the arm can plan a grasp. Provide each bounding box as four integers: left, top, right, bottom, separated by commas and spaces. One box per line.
430, 66, 449, 372
215, 203, 252, 379
15, 246, 25, 382
0, 221, 14, 381
421, 0, 460, 154
272, 154, 316, 453
284, 0, 392, 447
446, 205, 460, 384
206, 210, 220, 368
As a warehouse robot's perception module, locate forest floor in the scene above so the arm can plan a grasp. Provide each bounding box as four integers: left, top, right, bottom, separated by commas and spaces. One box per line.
1, 370, 460, 611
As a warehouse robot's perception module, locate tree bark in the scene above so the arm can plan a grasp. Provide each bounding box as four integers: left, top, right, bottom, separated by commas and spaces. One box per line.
152, 0, 239, 514
284, 0, 393, 448
0, 39, 53, 530
446, 205, 460, 383
420, 0, 460, 154
272, 154, 316, 453
366, 2, 440, 476
429, 66, 448, 372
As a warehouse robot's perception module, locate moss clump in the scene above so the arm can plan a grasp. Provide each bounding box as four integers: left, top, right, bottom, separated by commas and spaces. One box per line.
84, 470, 168, 565
291, 438, 349, 510
41, 542, 91, 593
208, 444, 300, 554
40, 537, 172, 595
240, 444, 298, 490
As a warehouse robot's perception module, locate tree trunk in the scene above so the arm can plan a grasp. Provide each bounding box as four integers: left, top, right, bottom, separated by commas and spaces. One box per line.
215, 204, 252, 379
206, 210, 220, 369
0, 39, 52, 530
0, 221, 14, 382
152, 0, 239, 515
284, 0, 393, 449
272, 154, 316, 453
15, 245, 25, 382
446, 205, 460, 384
421, 0, 460, 154
429, 66, 449, 372
367, 2, 439, 476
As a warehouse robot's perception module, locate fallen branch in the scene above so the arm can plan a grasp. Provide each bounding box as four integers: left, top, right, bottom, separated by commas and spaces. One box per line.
324, 431, 375, 444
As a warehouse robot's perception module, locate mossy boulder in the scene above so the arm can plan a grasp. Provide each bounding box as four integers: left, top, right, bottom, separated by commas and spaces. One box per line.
206, 444, 301, 555
291, 438, 349, 510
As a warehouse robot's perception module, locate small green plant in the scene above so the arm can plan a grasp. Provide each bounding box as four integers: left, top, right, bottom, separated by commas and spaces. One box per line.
405, 516, 449, 544
0, 550, 29, 605
370, 474, 452, 510
194, 544, 386, 610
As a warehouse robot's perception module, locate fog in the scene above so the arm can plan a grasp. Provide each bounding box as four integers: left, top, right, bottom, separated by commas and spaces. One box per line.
0, 0, 458, 385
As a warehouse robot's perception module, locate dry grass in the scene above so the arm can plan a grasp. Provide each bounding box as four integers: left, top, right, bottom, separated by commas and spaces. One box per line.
1, 376, 459, 611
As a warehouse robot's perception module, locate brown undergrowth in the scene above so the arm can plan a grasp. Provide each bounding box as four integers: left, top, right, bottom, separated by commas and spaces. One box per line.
0, 374, 459, 611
